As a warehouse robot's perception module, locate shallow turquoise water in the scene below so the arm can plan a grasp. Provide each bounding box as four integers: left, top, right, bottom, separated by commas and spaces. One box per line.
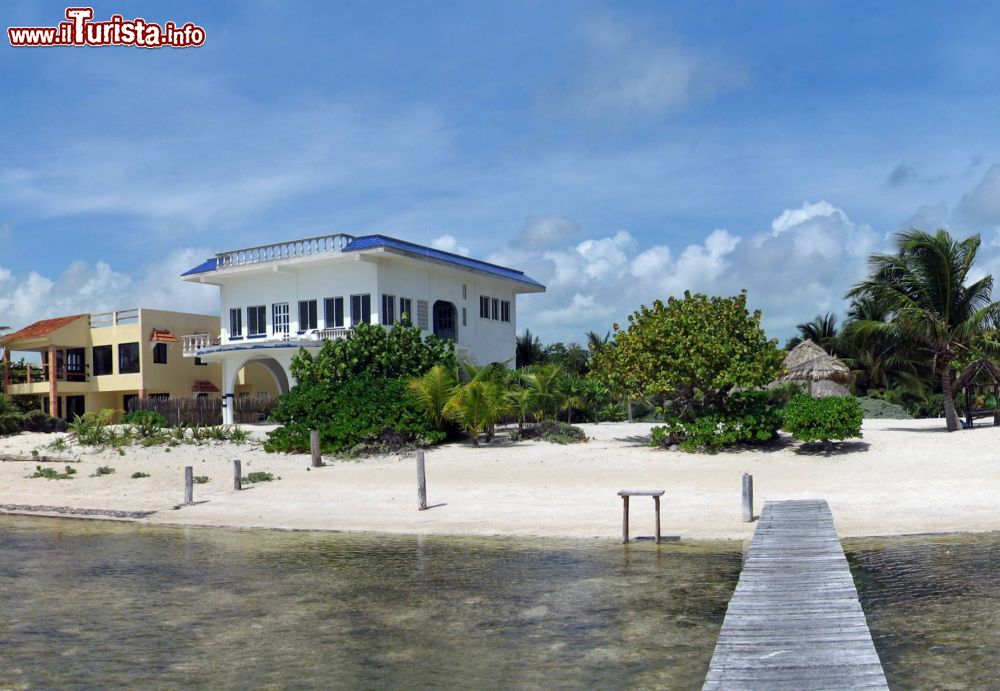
846, 533, 1000, 690
0, 516, 742, 689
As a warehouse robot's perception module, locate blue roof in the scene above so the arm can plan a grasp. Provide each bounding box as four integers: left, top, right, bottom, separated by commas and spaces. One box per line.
343, 235, 544, 288
181, 234, 545, 289
181, 257, 218, 276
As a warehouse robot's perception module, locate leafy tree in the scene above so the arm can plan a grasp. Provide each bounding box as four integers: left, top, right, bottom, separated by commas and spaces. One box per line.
782, 395, 863, 452
267, 322, 455, 453
544, 342, 590, 376
846, 229, 1000, 431
586, 330, 611, 354
591, 291, 784, 417
515, 329, 545, 368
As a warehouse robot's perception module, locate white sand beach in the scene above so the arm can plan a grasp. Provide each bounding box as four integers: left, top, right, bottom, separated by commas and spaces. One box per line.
0, 418, 998, 540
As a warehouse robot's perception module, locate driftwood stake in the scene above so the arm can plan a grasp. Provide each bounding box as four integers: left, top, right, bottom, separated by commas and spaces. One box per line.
416, 450, 427, 511
742, 473, 754, 522
233, 459, 242, 491
310, 429, 322, 467
184, 466, 194, 505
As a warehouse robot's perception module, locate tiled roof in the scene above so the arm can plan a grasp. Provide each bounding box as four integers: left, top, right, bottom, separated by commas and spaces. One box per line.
192, 380, 220, 393
181, 234, 545, 289
149, 329, 178, 343
0, 314, 87, 345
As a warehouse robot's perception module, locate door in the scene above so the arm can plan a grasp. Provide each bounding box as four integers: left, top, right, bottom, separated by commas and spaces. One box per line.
65, 396, 85, 420
273, 303, 290, 336
66, 348, 86, 382
433, 301, 457, 341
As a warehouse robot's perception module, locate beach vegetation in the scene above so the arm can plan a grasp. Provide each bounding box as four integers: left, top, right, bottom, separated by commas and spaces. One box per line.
846, 229, 1000, 431
782, 395, 863, 451
242, 471, 276, 483
407, 364, 457, 431
520, 420, 587, 444
28, 465, 76, 480
131, 471, 150, 479
267, 321, 455, 455
92, 466, 115, 477
650, 390, 784, 452
122, 410, 167, 435
856, 396, 911, 419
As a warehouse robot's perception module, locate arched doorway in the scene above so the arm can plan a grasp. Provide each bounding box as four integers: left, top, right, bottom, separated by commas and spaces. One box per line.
433, 301, 457, 341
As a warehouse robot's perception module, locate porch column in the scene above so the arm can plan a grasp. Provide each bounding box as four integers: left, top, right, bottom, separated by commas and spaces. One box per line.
221, 357, 237, 426
47, 345, 57, 417
2, 349, 9, 394
222, 393, 235, 425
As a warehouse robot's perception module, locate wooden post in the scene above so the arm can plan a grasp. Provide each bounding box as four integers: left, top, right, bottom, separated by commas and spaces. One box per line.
622, 495, 630, 543
994, 384, 999, 427
653, 495, 661, 543
742, 473, 754, 522
184, 466, 193, 505
26, 364, 32, 384
233, 459, 242, 491
416, 450, 427, 510
310, 429, 322, 467
966, 386, 973, 429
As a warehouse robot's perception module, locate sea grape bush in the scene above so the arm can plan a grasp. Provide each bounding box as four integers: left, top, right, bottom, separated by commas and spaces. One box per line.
782, 395, 863, 449
590, 290, 785, 417
266, 321, 456, 454
649, 390, 783, 452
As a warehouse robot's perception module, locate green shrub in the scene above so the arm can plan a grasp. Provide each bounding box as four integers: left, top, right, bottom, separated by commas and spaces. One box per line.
650, 390, 783, 452
856, 396, 911, 419
782, 395, 863, 449
266, 374, 445, 455
193, 475, 210, 484
27, 464, 76, 480
521, 421, 587, 444
0, 412, 25, 436
908, 394, 944, 419
131, 471, 150, 479
122, 410, 167, 435
92, 466, 115, 477
242, 471, 276, 484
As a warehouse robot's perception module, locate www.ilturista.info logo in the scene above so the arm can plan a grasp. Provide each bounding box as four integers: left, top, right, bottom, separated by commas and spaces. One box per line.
8, 7, 206, 48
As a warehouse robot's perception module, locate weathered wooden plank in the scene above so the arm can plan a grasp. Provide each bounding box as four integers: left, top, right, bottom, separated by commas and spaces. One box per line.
703, 499, 888, 691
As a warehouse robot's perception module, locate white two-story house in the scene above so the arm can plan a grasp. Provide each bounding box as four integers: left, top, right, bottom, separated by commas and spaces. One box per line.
181, 233, 545, 424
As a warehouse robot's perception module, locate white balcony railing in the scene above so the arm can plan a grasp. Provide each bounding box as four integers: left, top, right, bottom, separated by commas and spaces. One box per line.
181, 328, 354, 356
182, 333, 219, 356
216, 233, 355, 270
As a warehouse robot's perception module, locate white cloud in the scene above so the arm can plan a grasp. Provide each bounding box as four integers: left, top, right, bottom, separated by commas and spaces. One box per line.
431, 235, 470, 256
489, 200, 886, 344
515, 215, 581, 249
958, 164, 1000, 226
0, 248, 218, 332
575, 14, 747, 115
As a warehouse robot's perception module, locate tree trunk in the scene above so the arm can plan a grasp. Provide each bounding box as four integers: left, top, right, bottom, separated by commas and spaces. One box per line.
567, 409, 573, 424
940, 358, 961, 432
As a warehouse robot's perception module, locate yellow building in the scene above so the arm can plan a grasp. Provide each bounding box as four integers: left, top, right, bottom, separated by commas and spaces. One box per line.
1, 308, 280, 419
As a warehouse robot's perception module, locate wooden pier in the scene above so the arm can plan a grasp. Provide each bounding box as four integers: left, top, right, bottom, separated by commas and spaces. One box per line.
703, 499, 888, 690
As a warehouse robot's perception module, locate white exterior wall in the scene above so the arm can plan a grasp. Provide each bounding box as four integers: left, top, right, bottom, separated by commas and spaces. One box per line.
213, 253, 520, 366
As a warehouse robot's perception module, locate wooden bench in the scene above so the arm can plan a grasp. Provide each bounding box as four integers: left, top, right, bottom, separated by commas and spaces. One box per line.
617, 490, 664, 543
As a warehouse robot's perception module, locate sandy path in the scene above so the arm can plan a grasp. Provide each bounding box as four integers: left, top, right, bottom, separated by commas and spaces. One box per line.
0, 419, 998, 540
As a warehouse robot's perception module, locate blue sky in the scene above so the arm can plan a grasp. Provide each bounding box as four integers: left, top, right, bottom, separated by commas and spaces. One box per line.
5, 1, 1000, 343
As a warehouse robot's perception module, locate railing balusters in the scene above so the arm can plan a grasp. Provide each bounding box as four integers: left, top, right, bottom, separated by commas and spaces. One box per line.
212, 233, 354, 270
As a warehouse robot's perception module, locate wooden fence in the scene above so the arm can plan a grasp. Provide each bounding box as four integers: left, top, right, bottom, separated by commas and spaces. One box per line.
128, 395, 276, 426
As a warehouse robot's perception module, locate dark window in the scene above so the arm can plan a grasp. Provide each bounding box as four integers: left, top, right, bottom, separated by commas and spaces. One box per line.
298, 300, 317, 331
153, 343, 168, 364
350, 294, 371, 326
93, 345, 113, 376
194, 357, 208, 366
248, 305, 266, 337
122, 393, 139, 413
491, 298, 499, 320
462, 307, 467, 327
400, 298, 412, 323
118, 342, 140, 374
229, 308, 243, 338
480, 295, 490, 318
66, 348, 86, 381
501, 300, 511, 323
324, 297, 344, 328
381, 294, 396, 325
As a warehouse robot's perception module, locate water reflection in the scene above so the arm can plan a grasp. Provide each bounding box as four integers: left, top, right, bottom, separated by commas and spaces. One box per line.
0, 516, 741, 689
846, 533, 1000, 690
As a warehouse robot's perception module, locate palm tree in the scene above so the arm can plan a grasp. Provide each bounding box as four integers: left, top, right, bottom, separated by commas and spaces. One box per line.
525, 365, 565, 421
444, 380, 507, 447
506, 387, 534, 431
846, 229, 1000, 431
786, 313, 839, 354
560, 374, 588, 424
407, 364, 456, 430
585, 330, 611, 354
515, 330, 545, 368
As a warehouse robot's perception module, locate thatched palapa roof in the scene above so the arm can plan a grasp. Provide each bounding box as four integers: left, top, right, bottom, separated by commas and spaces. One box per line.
780, 340, 853, 384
